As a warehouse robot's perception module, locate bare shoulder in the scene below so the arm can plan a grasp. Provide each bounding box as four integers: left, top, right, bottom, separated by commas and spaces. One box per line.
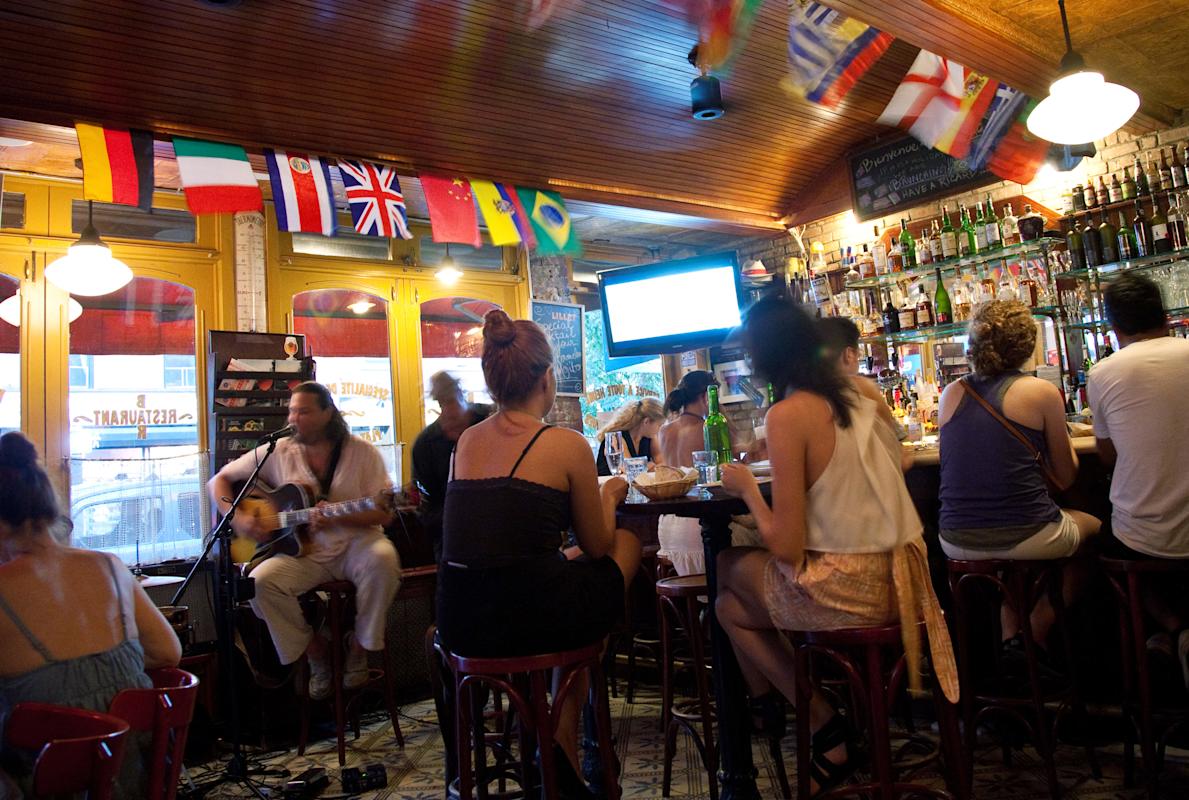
1011, 375, 1063, 404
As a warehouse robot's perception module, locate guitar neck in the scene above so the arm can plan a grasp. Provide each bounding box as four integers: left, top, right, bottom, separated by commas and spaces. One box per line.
276, 496, 376, 529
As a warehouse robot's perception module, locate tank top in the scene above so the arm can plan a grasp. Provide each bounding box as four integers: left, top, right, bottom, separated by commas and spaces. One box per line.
442, 426, 572, 568
939, 372, 1060, 549
805, 395, 922, 553
595, 432, 652, 476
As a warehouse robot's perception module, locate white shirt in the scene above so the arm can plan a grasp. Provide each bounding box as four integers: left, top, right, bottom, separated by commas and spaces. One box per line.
220, 435, 391, 561
1087, 336, 1189, 557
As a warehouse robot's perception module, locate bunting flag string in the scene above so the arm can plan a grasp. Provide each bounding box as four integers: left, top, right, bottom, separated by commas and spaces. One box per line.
785, 1, 893, 108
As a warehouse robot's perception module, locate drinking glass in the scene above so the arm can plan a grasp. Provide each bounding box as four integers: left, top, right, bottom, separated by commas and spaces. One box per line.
692, 450, 720, 485
605, 431, 625, 475
623, 456, 648, 502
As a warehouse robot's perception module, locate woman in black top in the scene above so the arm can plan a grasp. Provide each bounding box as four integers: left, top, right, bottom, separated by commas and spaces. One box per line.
594, 397, 665, 475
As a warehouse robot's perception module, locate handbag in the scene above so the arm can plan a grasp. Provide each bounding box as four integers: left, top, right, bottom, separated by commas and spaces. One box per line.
958, 378, 1061, 488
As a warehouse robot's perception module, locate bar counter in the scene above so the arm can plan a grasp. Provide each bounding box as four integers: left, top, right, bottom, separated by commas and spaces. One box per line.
904, 434, 1099, 467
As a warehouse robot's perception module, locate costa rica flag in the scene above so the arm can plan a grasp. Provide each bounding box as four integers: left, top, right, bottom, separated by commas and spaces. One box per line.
264, 150, 337, 236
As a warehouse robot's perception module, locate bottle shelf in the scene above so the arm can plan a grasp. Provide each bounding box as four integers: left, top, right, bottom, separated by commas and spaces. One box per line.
1064, 305, 1189, 331
845, 238, 1062, 290
1054, 245, 1189, 281
1059, 187, 1185, 223
860, 307, 1059, 346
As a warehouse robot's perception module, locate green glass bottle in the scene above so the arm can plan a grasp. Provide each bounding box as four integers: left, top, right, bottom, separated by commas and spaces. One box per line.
899, 218, 917, 269
1116, 210, 1138, 259
766, 382, 776, 406
1098, 213, 1118, 264
974, 201, 988, 251
933, 266, 952, 325
960, 206, 979, 256
983, 194, 1001, 249
703, 385, 732, 478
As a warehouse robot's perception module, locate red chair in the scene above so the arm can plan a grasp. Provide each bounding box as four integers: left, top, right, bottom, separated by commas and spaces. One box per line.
6, 702, 131, 800
108, 667, 200, 800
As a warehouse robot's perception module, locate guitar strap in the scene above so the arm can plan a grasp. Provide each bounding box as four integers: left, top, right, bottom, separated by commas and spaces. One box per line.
315, 437, 345, 501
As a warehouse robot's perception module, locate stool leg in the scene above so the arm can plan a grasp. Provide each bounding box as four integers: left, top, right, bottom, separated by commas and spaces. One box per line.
382, 640, 405, 749
589, 657, 622, 800
948, 572, 978, 796
297, 659, 311, 756
1015, 570, 1061, 800
768, 733, 792, 800
863, 643, 895, 800
1129, 573, 1160, 800
660, 596, 677, 797
457, 676, 475, 800
532, 669, 559, 800
328, 592, 347, 766
795, 644, 813, 800
687, 595, 719, 800
932, 671, 968, 800
1047, 567, 1100, 781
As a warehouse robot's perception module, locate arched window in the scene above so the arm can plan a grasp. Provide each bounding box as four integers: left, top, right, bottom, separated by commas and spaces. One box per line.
419, 296, 500, 425
0, 275, 20, 436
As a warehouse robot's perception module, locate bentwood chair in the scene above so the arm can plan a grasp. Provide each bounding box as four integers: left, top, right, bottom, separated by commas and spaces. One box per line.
109, 667, 200, 800
6, 702, 131, 800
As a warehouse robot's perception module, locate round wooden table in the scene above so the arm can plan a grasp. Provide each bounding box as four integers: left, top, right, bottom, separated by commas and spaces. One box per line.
618, 485, 769, 800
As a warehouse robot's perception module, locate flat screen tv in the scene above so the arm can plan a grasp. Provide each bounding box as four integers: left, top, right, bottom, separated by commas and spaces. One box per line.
597, 252, 743, 358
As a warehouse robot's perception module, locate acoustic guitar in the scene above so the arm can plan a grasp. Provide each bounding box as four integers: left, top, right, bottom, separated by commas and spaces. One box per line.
229, 482, 398, 565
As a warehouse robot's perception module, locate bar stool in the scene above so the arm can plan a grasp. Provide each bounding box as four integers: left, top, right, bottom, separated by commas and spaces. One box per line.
946, 558, 1098, 800
1102, 556, 1189, 800
438, 640, 620, 800
297, 580, 404, 765
657, 573, 791, 800
791, 623, 965, 800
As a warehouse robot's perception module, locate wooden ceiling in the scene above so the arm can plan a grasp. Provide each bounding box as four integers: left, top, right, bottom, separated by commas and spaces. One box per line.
0, 0, 1183, 236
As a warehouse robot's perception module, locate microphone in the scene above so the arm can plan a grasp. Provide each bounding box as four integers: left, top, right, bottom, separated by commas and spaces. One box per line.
257, 425, 295, 444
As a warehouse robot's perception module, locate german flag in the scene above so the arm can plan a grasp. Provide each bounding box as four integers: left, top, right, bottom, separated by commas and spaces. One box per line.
75, 123, 155, 210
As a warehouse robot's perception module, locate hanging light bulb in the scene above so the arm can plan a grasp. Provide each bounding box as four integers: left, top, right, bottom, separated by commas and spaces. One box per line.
0, 291, 83, 326
1026, 0, 1139, 145
347, 299, 376, 315
44, 201, 134, 297
435, 244, 462, 286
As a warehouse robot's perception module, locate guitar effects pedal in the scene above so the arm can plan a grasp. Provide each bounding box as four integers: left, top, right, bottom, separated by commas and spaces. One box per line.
340, 763, 387, 793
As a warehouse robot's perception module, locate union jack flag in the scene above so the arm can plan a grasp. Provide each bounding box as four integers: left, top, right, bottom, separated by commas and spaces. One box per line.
337, 159, 413, 239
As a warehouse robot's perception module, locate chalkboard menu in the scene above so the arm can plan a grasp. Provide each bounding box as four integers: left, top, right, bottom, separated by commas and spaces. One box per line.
531, 300, 585, 397
848, 136, 997, 222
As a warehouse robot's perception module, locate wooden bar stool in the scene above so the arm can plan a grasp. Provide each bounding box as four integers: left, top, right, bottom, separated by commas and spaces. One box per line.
791, 623, 964, 800
438, 641, 620, 800
1102, 556, 1189, 800
297, 580, 404, 765
946, 558, 1098, 800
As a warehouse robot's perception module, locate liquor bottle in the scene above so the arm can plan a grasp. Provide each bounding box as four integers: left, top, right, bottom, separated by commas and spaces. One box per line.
1168, 196, 1188, 250
1098, 213, 1118, 264
1135, 156, 1150, 197
858, 243, 875, 279
1095, 175, 1109, 207
871, 225, 889, 275
933, 266, 952, 325
1157, 151, 1172, 194
1150, 198, 1172, 254
1083, 181, 1097, 210
916, 282, 934, 327
1017, 204, 1045, 241
960, 206, 979, 255
1132, 202, 1152, 257
1066, 220, 1086, 270
1182, 144, 1189, 188
703, 385, 732, 476
940, 205, 958, 259
918, 229, 934, 265
899, 219, 917, 269
889, 237, 904, 273
1108, 173, 1123, 203
1082, 215, 1102, 268
1072, 184, 1087, 213
1117, 210, 1138, 260
1000, 203, 1020, 246
1171, 146, 1187, 190
898, 296, 917, 331
883, 298, 901, 333
974, 202, 989, 251
1122, 166, 1137, 200
984, 195, 1001, 249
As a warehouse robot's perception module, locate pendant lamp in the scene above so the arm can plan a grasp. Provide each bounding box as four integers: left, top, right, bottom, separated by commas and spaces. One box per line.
435, 244, 462, 286
45, 201, 134, 297
0, 291, 83, 326
1026, 0, 1139, 145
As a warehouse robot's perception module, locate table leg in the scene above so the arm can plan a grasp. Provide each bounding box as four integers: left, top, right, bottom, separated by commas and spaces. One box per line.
701, 513, 761, 800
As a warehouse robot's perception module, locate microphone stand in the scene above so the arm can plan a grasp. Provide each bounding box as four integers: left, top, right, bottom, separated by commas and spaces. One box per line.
172, 436, 282, 799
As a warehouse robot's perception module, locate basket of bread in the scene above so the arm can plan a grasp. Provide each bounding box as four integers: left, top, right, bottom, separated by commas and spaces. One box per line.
632, 465, 699, 500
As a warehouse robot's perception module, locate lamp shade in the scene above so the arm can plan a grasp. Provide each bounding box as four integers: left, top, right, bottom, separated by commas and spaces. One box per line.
45, 240, 134, 297
435, 265, 463, 286
1026, 71, 1139, 145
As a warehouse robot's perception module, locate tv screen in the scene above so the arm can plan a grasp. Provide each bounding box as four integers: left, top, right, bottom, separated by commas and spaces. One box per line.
597, 252, 743, 357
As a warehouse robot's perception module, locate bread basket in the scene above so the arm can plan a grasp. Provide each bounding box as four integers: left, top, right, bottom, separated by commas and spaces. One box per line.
632, 467, 698, 501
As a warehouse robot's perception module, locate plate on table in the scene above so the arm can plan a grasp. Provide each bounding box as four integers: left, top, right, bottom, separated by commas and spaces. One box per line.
747, 460, 771, 477
699, 475, 772, 489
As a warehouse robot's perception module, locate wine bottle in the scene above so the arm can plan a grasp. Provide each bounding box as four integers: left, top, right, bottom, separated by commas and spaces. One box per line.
1117, 210, 1138, 260
1108, 173, 1123, 203
703, 385, 732, 477
1132, 202, 1152, 257
883, 299, 901, 333
961, 206, 979, 255
940, 205, 958, 259
1098, 213, 1118, 264
1082, 215, 1102, 268
1168, 196, 1188, 250
933, 266, 952, 325
899, 218, 917, 269
1066, 220, 1086, 271
984, 194, 1001, 249
1122, 166, 1137, 200
1156, 151, 1171, 194
1171, 146, 1187, 190
974, 202, 989, 251
1135, 156, 1150, 197
1095, 175, 1109, 207
1082, 181, 1097, 210
1000, 203, 1020, 245
1150, 198, 1172, 254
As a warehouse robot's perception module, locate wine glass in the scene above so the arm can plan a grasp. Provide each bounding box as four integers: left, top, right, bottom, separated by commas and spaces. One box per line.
605, 431, 625, 475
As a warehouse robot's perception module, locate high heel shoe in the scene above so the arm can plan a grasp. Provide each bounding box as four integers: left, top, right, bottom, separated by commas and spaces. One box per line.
807, 712, 863, 798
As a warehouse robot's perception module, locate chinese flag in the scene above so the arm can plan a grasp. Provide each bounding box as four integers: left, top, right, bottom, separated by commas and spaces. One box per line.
420, 175, 482, 248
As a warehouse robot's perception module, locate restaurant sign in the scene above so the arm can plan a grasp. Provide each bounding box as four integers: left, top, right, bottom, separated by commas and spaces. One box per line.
848, 135, 997, 222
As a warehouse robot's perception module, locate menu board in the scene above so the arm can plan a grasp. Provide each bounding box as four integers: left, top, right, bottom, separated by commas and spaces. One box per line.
848, 136, 997, 222
531, 300, 585, 397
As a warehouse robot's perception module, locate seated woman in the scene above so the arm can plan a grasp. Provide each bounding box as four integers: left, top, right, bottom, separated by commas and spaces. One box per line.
938, 300, 1100, 654
716, 295, 958, 795
655, 370, 718, 575
594, 397, 665, 476
0, 432, 181, 799
436, 309, 642, 793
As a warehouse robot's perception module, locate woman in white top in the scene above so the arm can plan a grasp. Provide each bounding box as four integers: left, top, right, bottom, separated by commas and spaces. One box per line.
717, 295, 957, 795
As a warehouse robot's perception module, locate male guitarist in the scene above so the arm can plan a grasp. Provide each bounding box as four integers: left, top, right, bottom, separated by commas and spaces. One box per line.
208, 381, 400, 699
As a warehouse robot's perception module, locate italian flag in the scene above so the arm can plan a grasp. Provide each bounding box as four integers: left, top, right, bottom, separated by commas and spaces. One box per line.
173, 137, 262, 214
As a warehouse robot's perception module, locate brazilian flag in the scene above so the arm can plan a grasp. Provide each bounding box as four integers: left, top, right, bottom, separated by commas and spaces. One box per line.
515, 187, 583, 256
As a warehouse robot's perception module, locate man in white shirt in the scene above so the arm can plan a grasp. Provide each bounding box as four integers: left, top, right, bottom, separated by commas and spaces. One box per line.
1087, 273, 1189, 679
209, 382, 400, 699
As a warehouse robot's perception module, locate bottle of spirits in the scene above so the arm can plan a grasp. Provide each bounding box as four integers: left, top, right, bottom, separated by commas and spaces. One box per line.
1108, 173, 1123, 203
1122, 166, 1137, 200
1182, 144, 1189, 187
899, 219, 917, 269
858, 243, 875, 278
960, 206, 979, 255
1096, 175, 1109, 207
1135, 155, 1150, 197
984, 195, 1001, 249
974, 202, 989, 251
1158, 151, 1172, 194
898, 296, 917, 331
1098, 212, 1118, 264
940, 205, 958, 259
1168, 196, 1188, 250
1171, 147, 1187, 190
1150, 198, 1172, 254
933, 266, 952, 324
883, 298, 901, 333
1072, 184, 1087, 213
918, 229, 934, 265
1066, 220, 1086, 270
871, 225, 889, 275
889, 237, 904, 273
1132, 202, 1152, 257
703, 385, 732, 477
916, 282, 934, 327
1117, 210, 1138, 260
1082, 215, 1102, 268
1017, 204, 1045, 241
1000, 203, 1020, 246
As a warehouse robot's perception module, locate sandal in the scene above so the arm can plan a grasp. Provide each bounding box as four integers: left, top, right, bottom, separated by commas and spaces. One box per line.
748, 691, 787, 739
808, 712, 861, 797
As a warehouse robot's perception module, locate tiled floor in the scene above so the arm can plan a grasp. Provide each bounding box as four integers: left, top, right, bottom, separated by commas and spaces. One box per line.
193, 686, 1189, 798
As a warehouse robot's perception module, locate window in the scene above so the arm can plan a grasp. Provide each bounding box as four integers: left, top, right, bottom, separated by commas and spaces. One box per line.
69, 354, 95, 389
71, 200, 196, 243
1, 192, 26, 230
163, 354, 196, 388
0, 274, 18, 436
419, 237, 506, 271
419, 296, 500, 425
292, 227, 393, 260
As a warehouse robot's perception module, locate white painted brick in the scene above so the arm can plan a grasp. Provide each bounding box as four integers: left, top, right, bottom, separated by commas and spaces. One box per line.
1158, 126, 1189, 145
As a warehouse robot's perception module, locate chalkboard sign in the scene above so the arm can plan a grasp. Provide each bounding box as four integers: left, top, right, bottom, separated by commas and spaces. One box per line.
531, 300, 585, 397
848, 136, 997, 222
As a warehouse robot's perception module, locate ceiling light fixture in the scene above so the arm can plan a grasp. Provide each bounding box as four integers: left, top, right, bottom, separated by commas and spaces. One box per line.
0, 291, 83, 326
347, 300, 376, 315
435, 244, 463, 286
1026, 0, 1139, 145
44, 201, 134, 297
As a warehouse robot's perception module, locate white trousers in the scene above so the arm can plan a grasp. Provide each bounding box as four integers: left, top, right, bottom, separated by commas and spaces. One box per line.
249, 532, 401, 665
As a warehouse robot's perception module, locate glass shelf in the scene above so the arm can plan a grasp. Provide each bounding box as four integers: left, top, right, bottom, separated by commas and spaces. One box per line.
1065, 305, 1189, 331
845, 238, 1062, 290
1054, 246, 1189, 281
860, 307, 1059, 345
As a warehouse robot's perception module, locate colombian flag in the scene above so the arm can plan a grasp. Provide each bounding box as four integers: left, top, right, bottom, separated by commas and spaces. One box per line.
75, 123, 155, 210
515, 188, 582, 256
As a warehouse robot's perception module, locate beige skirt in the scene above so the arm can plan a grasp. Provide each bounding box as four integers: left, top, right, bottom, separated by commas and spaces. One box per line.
763, 550, 897, 632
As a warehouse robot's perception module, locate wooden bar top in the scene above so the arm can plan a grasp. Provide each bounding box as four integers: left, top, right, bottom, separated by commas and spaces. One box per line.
905, 435, 1099, 468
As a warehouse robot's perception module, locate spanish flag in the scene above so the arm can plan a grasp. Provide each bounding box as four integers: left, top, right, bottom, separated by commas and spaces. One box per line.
75, 123, 155, 210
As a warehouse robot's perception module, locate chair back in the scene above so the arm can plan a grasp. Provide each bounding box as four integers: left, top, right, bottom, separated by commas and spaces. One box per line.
6, 702, 130, 799
109, 668, 200, 800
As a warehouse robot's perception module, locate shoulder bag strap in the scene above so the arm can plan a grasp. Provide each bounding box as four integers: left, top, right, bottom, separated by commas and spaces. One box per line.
959, 379, 1061, 486
317, 437, 345, 499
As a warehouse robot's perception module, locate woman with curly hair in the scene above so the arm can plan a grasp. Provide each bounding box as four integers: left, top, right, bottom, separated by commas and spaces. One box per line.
938, 300, 1100, 653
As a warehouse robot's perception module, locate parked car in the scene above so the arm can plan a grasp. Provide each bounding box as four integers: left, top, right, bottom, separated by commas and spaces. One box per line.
70, 476, 207, 564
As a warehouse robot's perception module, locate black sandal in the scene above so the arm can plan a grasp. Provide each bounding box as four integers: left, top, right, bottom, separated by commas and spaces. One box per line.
748, 691, 787, 739
808, 712, 861, 797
